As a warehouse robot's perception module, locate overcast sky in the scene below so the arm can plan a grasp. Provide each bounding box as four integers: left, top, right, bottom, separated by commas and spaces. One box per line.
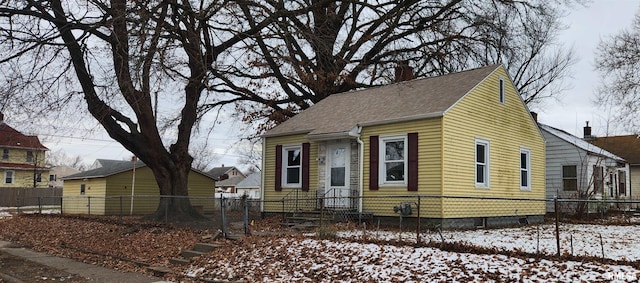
536, 1, 639, 137
34, 1, 640, 171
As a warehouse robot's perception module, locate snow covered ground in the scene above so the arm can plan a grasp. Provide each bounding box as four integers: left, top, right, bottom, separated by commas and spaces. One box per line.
187, 235, 640, 282
339, 222, 640, 261
0, 206, 60, 219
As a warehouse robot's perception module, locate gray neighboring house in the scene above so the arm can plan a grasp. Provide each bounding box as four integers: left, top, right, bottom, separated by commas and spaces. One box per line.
207, 165, 246, 193
540, 123, 629, 212
235, 172, 261, 199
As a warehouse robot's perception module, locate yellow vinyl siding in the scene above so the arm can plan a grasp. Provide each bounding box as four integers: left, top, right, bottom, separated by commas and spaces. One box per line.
1, 148, 45, 165
0, 148, 49, 188
360, 118, 443, 217
442, 67, 545, 218
62, 168, 215, 215
263, 133, 318, 212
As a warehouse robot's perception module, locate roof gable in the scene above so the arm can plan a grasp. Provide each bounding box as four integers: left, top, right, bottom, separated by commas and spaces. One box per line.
0, 122, 48, 150
264, 64, 502, 138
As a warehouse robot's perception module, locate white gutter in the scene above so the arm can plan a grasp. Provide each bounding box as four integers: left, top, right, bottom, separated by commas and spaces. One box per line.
352, 126, 364, 214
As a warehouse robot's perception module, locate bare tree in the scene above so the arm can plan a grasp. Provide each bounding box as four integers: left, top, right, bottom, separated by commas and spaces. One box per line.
46, 150, 88, 171
204, 0, 577, 132
0, 0, 298, 220
595, 12, 640, 131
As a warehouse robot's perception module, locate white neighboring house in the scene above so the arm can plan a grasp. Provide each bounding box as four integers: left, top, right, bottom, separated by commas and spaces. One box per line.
540, 123, 630, 212
48, 165, 81, 189
235, 172, 261, 199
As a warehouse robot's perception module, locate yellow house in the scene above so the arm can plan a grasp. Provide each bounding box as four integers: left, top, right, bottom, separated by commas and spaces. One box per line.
0, 113, 49, 188
62, 159, 215, 215
261, 64, 545, 228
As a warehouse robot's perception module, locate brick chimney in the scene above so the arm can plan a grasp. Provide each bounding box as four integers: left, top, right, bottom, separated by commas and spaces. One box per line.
0, 112, 4, 123
583, 121, 594, 140
530, 112, 538, 123
394, 61, 413, 83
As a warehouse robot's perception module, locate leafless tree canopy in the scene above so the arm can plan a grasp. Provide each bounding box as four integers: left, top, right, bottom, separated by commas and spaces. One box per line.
206, 0, 576, 132
595, 12, 640, 131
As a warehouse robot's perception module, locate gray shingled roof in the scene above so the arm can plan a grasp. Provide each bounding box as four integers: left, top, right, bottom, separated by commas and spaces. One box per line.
236, 172, 260, 189
63, 160, 146, 180
63, 159, 215, 180
264, 64, 501, 138
207, 166, 234, 179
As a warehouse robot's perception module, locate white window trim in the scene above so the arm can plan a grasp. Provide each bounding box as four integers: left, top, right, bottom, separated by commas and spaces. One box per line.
520, 147, 531, 191
4, 170, 14, 184
379, 135, 408, 186
499, 77, 505, 104
475, 138, 490, 189
282, 145, 302, 188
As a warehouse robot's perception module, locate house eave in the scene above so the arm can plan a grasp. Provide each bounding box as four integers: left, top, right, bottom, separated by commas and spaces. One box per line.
358, 112, 444, 127
262, 129, 313, 138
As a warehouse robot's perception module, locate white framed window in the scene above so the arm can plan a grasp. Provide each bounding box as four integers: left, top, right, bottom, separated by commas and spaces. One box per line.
475, 138, 490, 188
35, 173, 42, 183
4, 170, 14, 184
499, 77, 505, 104
2, 149, 8, 160
379, 135, 407, 185
26, 151, 34, 162
282, 145, 302, 187
520, 148, 531, 190
562, 165, 577, 191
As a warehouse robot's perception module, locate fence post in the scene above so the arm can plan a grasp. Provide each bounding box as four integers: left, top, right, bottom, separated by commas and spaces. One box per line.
221, 196, 227, 237
416, 196, 421, 245
281, 199, 285, 224
88, 196, 91, 215
164, 196, 168, 224
320, 195, 324, 230
243, 195, 249, 235
119, 196, 123, 219
38, 197, 42, 214
554, 196, 560, 256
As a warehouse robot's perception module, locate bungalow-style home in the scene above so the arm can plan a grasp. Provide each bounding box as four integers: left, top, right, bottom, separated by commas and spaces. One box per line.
62, 159, 216, 215
589, 134, 640, 200
207, 165, 246, 193
208, 165, 246, 180
539, 123, 629, 212
261, 64, 546, 228
0, 113, 49, 188
235, 172, 261, 199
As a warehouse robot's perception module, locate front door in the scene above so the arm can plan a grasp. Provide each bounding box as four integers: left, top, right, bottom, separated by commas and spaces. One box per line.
326, 143, 350, 208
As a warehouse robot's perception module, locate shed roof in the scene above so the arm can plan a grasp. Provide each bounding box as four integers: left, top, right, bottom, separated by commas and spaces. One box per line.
264, 64, 501, 139
64, 159, 214, 181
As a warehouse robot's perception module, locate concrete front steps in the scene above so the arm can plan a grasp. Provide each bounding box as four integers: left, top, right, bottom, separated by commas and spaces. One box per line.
147, 231, 237, 276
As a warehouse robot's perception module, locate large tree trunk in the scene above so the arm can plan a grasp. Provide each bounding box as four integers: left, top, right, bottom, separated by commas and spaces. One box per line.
145, 155, 206, 222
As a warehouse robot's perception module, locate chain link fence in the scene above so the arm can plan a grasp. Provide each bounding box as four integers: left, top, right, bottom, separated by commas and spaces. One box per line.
3, 194, 640, 259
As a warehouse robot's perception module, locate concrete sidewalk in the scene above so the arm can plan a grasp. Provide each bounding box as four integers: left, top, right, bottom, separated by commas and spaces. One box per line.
0, 240, 169, 283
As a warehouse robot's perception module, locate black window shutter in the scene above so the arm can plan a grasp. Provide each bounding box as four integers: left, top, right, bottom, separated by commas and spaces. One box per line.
275, 145, 282, 191
408, 133, 419, 191
369, 136, 379, 190
302, 143, 310, 191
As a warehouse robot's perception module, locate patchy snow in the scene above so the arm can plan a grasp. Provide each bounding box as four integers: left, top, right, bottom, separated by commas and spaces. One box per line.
186, 234, 640, 282
0, 206, 60, 219
339, 223, 640, 261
